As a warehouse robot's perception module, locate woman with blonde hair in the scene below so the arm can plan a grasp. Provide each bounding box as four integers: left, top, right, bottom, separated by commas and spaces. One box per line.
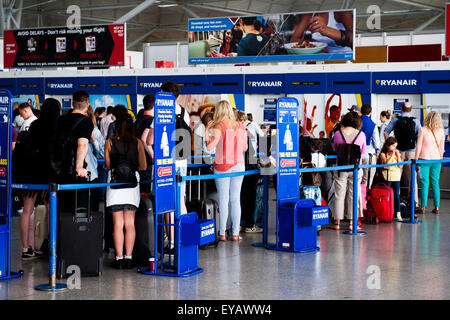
205, 101, 248, 241
415, 111, 445, 214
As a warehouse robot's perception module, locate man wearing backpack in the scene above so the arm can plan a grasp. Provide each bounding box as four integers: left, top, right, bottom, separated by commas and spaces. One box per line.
360, 104, 381, 188
50, 91, 93, 211
135, 94, 155, 193
161, 81, 191, 253
384, 102, 421, 207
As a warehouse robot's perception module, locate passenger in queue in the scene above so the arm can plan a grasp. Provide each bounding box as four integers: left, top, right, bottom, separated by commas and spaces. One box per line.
331, 111, 366, 231
19, 98, 61, 260
415, 111, 445, 215
105, 114, 147, 269
205, 100, 248, 241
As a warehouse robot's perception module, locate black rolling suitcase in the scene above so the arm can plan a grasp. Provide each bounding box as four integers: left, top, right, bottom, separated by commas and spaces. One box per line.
57, 182, 104, 278
186, 167, 219, 247
133, 193, 155, 267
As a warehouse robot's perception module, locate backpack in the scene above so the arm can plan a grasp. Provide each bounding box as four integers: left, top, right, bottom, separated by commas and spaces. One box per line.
110, 139, 138, 189
175, 106, 192, 160
393, 116, 416, 150
49, 116, 85, 180
135, 115, 153, 140
12, 130, 37, 183
336, 129, 362, 168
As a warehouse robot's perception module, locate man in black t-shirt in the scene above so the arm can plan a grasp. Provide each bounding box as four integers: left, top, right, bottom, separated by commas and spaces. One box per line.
56, 90, 93, 180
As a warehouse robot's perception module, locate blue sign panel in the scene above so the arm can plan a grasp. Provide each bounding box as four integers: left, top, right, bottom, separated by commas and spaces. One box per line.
137, 76, 171, 94
0, 90, 12, 270
285, 73, 326, 94
372, 71, 420, 94
154, 92, 176, 214
0, 79, 17, 96
45, 78, 75, 95
17, 78, 45, 95
245, 74, 285, 94
75, 77, 105, 94
420, 71, 450, 93
206, 74, 244, 94
172, 75, 207, 94
327, 72, 370, 94
276, 97, 299, 200
104, 76, 137, 94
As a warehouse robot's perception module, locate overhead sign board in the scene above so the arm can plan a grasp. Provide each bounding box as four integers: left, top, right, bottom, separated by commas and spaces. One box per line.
3, 24, 125, 68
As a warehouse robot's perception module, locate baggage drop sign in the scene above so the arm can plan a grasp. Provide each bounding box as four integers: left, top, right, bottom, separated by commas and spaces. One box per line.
276, 97, 299, 200
0, 90, 12, 224
154, 92, 176, 214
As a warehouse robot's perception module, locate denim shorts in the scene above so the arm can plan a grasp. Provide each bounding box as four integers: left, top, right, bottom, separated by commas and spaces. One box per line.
108, 204, 138, 213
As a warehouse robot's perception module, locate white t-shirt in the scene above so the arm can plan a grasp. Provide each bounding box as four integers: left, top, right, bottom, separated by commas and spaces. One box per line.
311, 152, 326, 168
13, 115, 25, 129
20, 115, 37, 132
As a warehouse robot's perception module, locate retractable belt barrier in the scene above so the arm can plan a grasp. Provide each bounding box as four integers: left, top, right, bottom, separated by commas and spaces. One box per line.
8, 157, 450, 289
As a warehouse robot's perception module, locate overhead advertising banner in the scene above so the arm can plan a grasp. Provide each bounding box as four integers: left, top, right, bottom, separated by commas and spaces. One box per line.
3, 24, 125, 68
446, 3, 450, 57
188, 9, 355, 64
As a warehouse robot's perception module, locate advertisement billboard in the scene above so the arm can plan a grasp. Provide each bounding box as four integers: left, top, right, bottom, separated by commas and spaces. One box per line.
3, 24, 125, 68
446, 3, 450, 57
188, 9, 355, 64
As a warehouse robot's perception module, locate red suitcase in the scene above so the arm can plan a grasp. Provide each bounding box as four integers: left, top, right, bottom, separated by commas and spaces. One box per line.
366, 183, 394, 223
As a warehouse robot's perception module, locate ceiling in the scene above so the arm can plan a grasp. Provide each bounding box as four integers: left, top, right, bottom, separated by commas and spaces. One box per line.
1, 0, 447, 51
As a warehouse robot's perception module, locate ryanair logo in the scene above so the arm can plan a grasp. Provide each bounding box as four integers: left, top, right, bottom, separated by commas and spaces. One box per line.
48, 83, 73, 89
140, 82, 162, 88
247, 80, 283, 88
375, 79, 417, 86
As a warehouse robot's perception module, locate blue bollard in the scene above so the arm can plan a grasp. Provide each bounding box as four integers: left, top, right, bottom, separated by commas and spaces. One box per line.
403, 159, 422, 225
35, 183, 67, 291
344, 164, 366, 236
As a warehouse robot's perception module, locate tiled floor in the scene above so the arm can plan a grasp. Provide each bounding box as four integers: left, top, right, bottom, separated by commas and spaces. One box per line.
2, 195, 450, 300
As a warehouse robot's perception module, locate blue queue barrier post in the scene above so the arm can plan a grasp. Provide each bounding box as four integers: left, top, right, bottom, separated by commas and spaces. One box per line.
252, 174, 274, 249
35, 183, 68, 292
344, 164, 367, 236
402, 159, 422, 225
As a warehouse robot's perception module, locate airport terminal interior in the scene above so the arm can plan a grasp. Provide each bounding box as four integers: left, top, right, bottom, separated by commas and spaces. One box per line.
1, 0, 450, 302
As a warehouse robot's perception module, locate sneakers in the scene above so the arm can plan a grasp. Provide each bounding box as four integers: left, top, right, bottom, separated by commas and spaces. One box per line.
395, 212, 403, 222
21, 248, 41, 261
110, 259, 124, 270
123, 258, 137, 269
244, 226, 263, 233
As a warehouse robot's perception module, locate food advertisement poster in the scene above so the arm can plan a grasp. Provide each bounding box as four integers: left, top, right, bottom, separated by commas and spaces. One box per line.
3, 24, 125, 68
188, 9, 355, 64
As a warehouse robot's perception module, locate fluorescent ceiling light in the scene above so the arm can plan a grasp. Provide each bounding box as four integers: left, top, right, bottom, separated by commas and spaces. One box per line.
158, 3, 178, 7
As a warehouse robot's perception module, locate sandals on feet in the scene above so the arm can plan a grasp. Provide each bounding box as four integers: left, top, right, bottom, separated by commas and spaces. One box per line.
329, 224, 340, 230
219, 235, 227, 242
231, 235, 243, 241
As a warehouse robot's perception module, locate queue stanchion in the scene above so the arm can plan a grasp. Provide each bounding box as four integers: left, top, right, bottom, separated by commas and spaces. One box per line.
403, 159, 422, 225
35, 183, 67, 292
344, 164, 366, 236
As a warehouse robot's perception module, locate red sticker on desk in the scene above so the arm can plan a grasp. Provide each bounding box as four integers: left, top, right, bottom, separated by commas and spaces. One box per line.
158, 166, 172, 177
280, 159, 296, 168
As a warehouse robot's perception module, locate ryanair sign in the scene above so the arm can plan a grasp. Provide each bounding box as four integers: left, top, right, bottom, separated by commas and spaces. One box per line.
375, 79, 418, 86
245, 75, 285, 93
140, 82, 163, 89
45, 78, 75, 93
48, 83, 73, 89
372, 72, 420, 93
247, 80, 283, 88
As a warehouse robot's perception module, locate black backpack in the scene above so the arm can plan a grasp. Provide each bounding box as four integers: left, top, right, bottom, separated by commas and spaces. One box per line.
135, 115, 153, 140
175, 106, 192, 160
12, 130, 38, 183
49, 117, 85, 180
110, 139, 138, 189
336, 129, 362, 168
393, 116, 416, 151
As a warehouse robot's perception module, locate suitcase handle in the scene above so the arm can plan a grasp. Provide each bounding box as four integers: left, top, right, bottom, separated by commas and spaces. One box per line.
74, 172, 92, 219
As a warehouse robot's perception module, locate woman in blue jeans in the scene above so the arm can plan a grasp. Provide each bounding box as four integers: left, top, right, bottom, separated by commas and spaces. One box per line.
205, 101, 248, 241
